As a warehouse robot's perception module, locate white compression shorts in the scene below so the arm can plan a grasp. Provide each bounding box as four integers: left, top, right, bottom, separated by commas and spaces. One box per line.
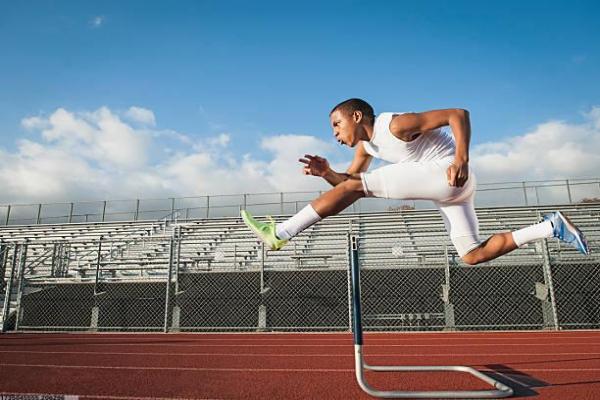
360, 157, 482, 257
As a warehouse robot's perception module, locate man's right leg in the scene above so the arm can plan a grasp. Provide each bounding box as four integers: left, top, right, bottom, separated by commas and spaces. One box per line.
276, 177, 365, 239
241, 177, 365, 250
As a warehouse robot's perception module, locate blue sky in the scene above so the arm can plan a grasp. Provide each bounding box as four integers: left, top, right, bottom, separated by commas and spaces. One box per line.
0, 1, 599, 203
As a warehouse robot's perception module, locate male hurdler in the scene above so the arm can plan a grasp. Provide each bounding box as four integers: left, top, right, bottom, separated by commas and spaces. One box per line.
242, 99, 589, 264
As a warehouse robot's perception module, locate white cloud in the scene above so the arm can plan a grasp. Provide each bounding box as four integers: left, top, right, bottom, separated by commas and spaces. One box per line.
20, 107, 148, 171
124, 106, 156, 127
470, 107, 600, 205
4, 105, 599, 208
261, 135, 333, 192
1, 106, 337, 204
21, 116, 49, 131
90, 16, 105, 28
585, 107, 600, 130
471, 107, 600, 183
208, 133, 230, 147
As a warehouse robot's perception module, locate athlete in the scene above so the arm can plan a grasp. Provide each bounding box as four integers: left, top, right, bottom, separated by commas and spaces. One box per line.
241, 98, 589, 264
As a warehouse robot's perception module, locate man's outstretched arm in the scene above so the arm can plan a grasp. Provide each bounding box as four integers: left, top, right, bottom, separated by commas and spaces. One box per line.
389, 108, 471, 187
299, 142, 372, 187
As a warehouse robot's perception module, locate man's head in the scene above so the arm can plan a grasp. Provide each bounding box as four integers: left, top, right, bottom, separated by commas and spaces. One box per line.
329, 98, 374, 147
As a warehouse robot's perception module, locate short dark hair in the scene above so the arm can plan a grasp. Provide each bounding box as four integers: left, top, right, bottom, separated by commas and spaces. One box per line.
330, 98, 375, 122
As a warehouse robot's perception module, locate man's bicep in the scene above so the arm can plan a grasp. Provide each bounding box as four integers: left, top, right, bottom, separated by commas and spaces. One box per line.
391, 110, 456, 135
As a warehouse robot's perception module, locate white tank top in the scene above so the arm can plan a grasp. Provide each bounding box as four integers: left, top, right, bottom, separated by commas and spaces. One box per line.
362, 112, 456, 163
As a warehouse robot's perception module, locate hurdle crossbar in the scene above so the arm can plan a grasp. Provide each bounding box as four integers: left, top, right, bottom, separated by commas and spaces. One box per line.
348, 234, 513, 399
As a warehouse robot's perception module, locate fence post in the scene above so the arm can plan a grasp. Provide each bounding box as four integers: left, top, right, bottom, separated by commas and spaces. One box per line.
134, 199, 140, 221
522, 182, 528, 206
5, 205, 11, 226
260, 242, 265, 293
68, 203, 74, 223
2, 244, 20, 332
94, 239, 103, 295
280, 192, 284, 214
36, 204, 42, 224
0, 244, 7, 327
50, 243, 58, 278
164, 235, 175, 333
233, 244, 237, 269
171, 228, 182, 332
88, 239, 103, 333
258, 242, 267, 332
101, 201, 107, 222
566, 179, 573, 203
538, 226, 559, 330
14, 243, 28, 331
206, 196, 210, 219
442, 245, 456, 331
0, 244, 6, 293
346, 233, 353, 331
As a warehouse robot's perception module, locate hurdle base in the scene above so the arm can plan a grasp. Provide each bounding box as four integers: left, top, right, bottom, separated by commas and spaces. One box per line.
354, 345, 513, 399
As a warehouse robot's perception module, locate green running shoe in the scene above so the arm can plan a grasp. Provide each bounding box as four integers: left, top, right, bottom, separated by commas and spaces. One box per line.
241, 210, 288, 251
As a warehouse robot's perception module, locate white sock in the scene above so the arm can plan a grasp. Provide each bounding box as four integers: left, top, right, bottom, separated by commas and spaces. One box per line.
276, 204, 322, 240
511, 220, 554, 247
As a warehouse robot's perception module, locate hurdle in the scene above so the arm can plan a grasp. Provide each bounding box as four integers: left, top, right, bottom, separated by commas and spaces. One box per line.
348, 234, 514, 398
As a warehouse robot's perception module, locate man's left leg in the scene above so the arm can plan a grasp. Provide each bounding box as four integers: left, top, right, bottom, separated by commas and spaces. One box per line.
241, 177, 365, 250
439, 198, 589, 266
460, 233, 518, 265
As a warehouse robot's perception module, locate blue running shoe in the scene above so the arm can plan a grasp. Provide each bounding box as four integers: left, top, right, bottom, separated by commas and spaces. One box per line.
543, 211, 590, 255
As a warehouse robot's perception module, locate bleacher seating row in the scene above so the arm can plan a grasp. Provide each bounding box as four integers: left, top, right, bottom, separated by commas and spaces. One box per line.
1, 203, 599, 282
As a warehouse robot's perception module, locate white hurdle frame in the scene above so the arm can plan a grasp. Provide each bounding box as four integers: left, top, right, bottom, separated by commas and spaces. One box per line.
348, 234, 514, 398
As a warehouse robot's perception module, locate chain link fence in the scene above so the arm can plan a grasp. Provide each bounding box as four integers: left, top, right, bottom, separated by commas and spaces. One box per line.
2, 224, 599, 333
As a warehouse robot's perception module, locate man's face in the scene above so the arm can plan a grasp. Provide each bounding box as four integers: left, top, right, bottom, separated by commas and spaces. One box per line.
330, 109, 359, 147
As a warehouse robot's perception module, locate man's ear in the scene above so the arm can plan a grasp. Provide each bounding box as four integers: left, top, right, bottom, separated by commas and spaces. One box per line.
353, 110, 363, 123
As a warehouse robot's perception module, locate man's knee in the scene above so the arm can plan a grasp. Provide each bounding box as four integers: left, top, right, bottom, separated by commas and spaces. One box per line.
461, 248, 482, 266
342, 178, 365, 194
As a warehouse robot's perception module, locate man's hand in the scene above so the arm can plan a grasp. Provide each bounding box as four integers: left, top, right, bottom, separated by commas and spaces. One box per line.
447, 160, 469, 187
299, 154, 330, 177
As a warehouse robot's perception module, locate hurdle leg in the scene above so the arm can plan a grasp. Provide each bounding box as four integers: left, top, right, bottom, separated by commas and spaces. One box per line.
349, 234, 514, 399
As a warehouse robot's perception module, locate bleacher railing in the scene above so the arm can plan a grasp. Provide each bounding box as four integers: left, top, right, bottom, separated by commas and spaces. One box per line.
1, 177, 600, 226
2, 220, 598, 333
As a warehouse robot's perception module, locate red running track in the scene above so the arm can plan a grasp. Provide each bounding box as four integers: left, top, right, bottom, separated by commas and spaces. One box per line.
1, 330, 600, 399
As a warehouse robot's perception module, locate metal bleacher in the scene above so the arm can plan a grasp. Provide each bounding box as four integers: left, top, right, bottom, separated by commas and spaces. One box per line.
1, 203, 599, 278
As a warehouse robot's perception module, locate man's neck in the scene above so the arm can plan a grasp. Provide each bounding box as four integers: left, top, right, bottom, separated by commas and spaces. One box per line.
363, 121, 375, 141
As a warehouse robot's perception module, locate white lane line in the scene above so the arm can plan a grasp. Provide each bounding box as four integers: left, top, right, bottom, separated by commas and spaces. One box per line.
81, 396, 221, 400
1, 350, 600, 357
1, 362, 600, 373
0, 392, 221, 400
4, 342, 596, 347
6, 330, 599, 336
4, 335, 600, 342
0, 362, 352, 372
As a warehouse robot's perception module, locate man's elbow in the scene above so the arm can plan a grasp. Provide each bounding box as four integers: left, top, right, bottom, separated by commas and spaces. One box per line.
454, 108, 469, 118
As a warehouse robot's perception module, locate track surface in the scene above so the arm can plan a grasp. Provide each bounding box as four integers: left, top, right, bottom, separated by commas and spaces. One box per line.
1, 331, 600, 399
